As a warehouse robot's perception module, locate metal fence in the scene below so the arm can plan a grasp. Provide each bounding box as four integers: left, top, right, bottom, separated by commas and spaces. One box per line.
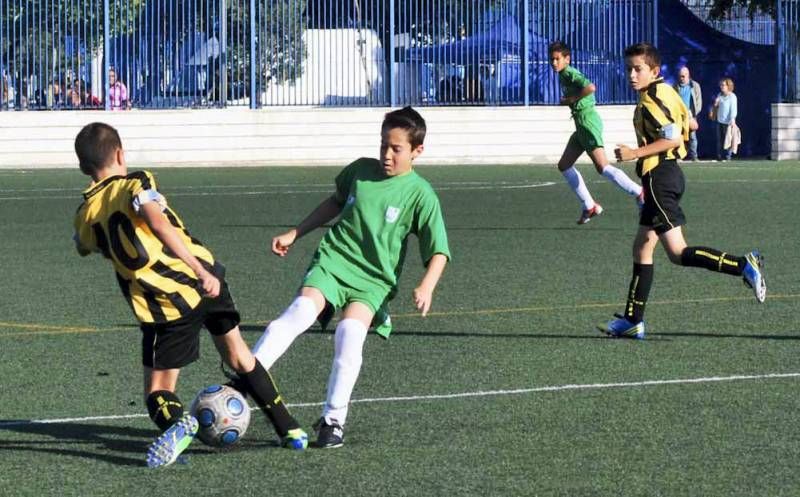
0, 0, 796, 110
778, 0, 799, 102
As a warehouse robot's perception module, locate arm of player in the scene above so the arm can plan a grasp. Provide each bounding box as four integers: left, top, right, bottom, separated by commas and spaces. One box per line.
272, 194, 343, 257
412, 253, 448, 317
561, 83, 596, 105
139, 202, 220, 298
615, 123, 683, 162
73, 233, 92, 257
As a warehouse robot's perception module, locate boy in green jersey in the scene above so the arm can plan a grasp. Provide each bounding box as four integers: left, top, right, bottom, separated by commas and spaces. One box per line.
549, 41, 644, 224
252, 106, 451, 448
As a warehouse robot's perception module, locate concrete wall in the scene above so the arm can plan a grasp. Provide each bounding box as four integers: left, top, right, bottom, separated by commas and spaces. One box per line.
0, 106, 640, 169
772, 103, 800, 160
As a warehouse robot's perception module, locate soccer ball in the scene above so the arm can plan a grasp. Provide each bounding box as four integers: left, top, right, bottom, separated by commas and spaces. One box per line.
189, 384, 251, 447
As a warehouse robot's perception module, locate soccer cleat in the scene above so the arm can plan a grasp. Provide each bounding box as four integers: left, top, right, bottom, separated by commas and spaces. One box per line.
742, 250, 766, 303
281, 428, 309, 450
577, 204, 603, 224
597, 314, 646, 339
146, 414, 199, 468
313, 417, 344, 449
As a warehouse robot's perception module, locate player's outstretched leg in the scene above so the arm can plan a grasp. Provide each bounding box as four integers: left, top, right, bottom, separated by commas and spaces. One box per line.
680, 246, 766, 303
315, 317, 369, 448
146, 413, 199, 468
589, 148, 644, 208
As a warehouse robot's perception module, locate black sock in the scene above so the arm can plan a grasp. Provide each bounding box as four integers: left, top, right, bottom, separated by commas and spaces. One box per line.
624, 263, 654, 323
146, 390, 184, 431
681, 246, 744, 276
241, 360, 300, 437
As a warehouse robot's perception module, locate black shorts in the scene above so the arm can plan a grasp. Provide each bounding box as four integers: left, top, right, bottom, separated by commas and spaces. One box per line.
639, 160, 686, 235
140, 265, 241, 369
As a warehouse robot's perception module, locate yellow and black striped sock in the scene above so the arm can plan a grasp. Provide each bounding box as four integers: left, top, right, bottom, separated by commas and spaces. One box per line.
624, 263, 653, 323
681, 246, 744, 276
242, 360, 300, 437
146, 390, 184, 431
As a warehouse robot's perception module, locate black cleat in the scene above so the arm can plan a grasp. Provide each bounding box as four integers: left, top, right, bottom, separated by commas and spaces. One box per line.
313, 417, 344, 449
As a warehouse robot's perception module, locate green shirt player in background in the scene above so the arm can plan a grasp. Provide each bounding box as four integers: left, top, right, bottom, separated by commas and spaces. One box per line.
549, 41, 644, 224
597, 43, 765, 339
72, 123, 308, 468
252, 106, 451, 448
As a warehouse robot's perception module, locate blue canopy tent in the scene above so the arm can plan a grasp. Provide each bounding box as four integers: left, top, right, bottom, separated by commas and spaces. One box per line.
405, 15, 555, 104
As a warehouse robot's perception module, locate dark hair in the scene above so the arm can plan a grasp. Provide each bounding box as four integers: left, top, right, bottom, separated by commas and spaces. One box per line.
624, 42, 661, 69
548, 40, 570, 57
74, 122, 123, 175
382, 106, 426, 148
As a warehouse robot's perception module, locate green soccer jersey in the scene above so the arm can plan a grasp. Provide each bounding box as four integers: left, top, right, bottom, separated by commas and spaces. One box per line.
313, 158, 451, 297
559, 65, 596, 114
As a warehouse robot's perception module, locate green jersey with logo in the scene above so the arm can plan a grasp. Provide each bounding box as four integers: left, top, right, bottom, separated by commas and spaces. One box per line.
311, 158, 450, 298
559, 65, 595, 115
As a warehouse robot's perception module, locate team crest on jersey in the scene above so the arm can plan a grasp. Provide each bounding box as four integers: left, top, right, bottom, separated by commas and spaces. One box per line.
385, 206, 400, 223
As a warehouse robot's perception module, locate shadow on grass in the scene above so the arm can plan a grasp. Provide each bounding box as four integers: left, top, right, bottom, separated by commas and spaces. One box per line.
238, 324, 610, 340
0, 421, 285, 467
655, 331, 800, 340
239, 325, 796, 342
221, 224, 623, 232
0, 422, 153, 467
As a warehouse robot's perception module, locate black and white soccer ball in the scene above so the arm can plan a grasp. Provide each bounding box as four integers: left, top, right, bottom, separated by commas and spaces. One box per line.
189, 384, 251, 447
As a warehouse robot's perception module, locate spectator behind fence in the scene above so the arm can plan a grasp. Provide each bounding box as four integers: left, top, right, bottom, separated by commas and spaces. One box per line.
709, 77, 738, 161
108, 68, 129, 110
47, 79, 64, 109
673, 66, 702, 161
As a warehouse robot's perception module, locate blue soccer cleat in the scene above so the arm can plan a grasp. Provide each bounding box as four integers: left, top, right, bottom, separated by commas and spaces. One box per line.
281, 428, 309, 450
597, 314, 646, 339
742, 250, 766, 303
146, 413, 199, 468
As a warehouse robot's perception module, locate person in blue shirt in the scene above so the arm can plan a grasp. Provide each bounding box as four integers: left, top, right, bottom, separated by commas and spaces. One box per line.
710, 78, 738, 161
673, 66, 702, 161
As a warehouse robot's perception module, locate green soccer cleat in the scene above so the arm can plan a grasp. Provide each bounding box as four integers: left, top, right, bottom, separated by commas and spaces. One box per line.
281, 428, 309, 450
146, 413, 198, 468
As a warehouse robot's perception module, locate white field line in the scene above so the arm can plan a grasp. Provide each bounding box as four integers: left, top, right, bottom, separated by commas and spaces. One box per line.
2, 177, 799, 201
2, 372, 797, 428
0, 181, 556, 201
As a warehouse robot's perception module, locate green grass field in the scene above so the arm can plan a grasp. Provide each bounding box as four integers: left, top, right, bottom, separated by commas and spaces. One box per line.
2, 161, 799, 496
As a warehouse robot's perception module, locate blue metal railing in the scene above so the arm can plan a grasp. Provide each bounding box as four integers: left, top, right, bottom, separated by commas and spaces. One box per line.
0, 1, 796, 110
778, 0, 799, 102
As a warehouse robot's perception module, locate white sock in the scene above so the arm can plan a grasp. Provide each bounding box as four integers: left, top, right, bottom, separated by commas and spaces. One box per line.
322, 318, 368, 426
252, 296, 318, 369
561, 167, 595, 210
600, 164, 643, 197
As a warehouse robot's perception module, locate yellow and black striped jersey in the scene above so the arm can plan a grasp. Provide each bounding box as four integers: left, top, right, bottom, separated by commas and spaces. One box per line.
633, 79, 690, 176
73, 170, 215, 323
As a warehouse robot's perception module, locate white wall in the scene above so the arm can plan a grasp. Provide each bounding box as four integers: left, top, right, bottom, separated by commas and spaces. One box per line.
0, 106, 639, 169
0, 105, 641, 169
772, 103, 800, 160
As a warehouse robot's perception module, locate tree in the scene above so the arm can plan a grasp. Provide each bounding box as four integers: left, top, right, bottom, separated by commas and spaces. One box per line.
707, 0, 776, 19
